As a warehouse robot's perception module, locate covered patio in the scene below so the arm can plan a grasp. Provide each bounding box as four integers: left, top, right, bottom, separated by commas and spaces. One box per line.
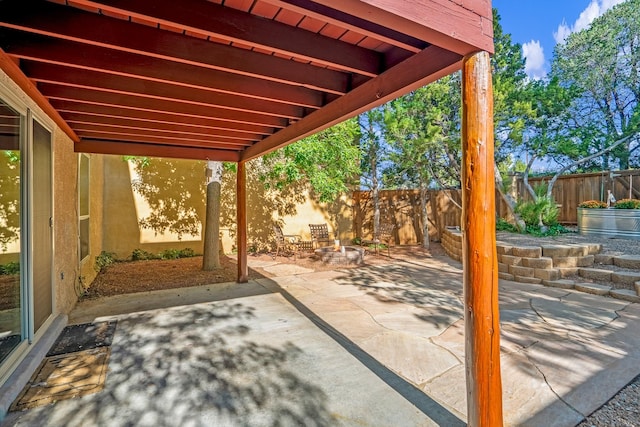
1, 0, 500, 424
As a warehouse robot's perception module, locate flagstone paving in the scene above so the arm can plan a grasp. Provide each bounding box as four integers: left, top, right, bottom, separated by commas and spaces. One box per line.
4, 252, 639, 426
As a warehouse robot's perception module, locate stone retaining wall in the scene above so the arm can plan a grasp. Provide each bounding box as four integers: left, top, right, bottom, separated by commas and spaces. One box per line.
440, 227, 640, 302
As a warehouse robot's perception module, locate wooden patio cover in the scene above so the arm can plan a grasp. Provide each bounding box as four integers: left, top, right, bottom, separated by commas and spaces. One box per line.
0, 0, 501, 425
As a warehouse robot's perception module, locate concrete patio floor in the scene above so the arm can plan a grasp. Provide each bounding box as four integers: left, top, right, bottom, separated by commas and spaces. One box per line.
3, 253, 640, 426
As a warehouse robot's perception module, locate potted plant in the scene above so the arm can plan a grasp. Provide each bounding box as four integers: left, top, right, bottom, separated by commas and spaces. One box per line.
578, 198, 640, 239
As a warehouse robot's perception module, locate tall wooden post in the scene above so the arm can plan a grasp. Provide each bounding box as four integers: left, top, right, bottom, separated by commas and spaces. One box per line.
461, 51, 503, 426
236, 161, 248, 283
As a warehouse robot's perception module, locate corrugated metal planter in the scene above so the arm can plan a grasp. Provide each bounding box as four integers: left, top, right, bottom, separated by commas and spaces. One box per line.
578, 208, 640, 239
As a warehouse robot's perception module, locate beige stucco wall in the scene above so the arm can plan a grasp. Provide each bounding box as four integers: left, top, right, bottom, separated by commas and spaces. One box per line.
100, 156, 353, 258
52, 130, 82, 315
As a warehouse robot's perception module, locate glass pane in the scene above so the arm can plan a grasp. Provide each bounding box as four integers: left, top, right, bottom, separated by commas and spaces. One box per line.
79, 155, 89, 217
80, 218, 89, 261
0, 100, 23, 364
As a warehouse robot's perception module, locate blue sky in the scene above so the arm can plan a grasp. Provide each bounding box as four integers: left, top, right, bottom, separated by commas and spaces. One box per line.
492, 0, 627, 79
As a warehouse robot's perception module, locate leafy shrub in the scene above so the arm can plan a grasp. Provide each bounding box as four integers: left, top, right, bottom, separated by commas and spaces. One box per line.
578, 200, 607, 208
525, 224, 572, 237
159, 249, 181, 259
131, 249, 158, 261
95, 251, 118, 272
0, 261, 20, 275
515, 196, 559, 227
614, 199, 640, 209
178, 248, 195, 258
496, 218, 519, 232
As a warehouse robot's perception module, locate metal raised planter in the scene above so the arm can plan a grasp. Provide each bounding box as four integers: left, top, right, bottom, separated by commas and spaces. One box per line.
577, 207, 640, 240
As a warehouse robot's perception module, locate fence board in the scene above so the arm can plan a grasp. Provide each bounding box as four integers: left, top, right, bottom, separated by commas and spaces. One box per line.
515, 170, 640, 224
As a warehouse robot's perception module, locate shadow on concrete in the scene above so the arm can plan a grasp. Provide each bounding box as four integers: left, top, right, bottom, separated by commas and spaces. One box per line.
260, 277, 467, 427
7, 301, 337, 426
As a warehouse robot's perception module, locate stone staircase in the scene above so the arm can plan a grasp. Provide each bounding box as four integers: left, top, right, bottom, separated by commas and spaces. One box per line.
441, 227, 640, 303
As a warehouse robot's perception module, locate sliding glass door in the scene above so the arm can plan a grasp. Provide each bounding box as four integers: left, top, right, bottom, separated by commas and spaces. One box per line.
0, 100, 23, 364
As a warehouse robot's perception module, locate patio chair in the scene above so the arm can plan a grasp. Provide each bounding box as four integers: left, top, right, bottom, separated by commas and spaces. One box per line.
309, 223, 331, 248
361, 222, 395, 257
273, 225, 302, 260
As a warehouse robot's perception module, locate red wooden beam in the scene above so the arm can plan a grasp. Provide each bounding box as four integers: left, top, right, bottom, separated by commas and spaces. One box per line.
312, 0, 494, 55
24, 61, 305, 118
61, 112, 262, 141
242, 45, 462, 161
70, 0, 382, 76
461, 50, 503, 426
76, 138, 241, 162
0, 47, 78, 142
236, 161, 248, 283
3, 33, 323, 108
73, 126, 252, 147
38, 83, 288, 128
260, 0, 426, 53
0, 0, 350, 94
53, 100, 275, 135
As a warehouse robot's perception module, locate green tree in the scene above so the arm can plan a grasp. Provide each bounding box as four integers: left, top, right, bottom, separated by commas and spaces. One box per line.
260, 119, 361, 232
551, 0, 640, 169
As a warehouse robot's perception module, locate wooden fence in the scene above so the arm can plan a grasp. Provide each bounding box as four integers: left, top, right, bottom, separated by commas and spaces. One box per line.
515, 170, 640, 224
352, 189, 462, 244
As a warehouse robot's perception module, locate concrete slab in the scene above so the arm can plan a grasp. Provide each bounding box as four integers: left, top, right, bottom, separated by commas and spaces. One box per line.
4, 294, 451, 427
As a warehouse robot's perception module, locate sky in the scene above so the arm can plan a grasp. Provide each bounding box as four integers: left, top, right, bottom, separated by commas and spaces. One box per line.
492, 0, 627, 80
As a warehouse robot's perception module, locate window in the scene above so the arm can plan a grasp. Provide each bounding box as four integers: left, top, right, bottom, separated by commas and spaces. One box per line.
79, 154, 90, 261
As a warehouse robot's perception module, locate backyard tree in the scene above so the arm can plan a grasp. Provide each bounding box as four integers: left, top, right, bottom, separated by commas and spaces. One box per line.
260, 118, 361, 234
551, 0, 640, 170
358, 108, 387, 241
383, 75, 462, 248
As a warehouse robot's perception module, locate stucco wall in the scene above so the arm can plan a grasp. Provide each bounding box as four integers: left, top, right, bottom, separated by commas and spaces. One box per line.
100, 156, 352, 258
52, 129, 81, 315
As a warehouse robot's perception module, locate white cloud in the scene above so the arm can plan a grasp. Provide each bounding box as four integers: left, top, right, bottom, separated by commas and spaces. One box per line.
522, 40, 546, 79
553, 0, 626, 44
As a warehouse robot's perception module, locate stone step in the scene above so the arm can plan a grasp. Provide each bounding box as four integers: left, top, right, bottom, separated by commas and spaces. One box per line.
578, 268, 613, 282
574, 282, 612, 296
542, 279, 575, 289
613, 255, 640, 269
609, 289, 640, 303
612, 271, 640, 286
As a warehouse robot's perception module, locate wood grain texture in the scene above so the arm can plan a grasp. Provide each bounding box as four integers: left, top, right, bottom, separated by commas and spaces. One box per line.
461, 50, 503, 427
236, 162, 249, 283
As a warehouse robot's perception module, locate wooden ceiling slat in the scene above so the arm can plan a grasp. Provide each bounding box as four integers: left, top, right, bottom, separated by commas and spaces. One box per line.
62, 113, 261, 141
52, 100, 275, 135
259, 0, 426, 53
74, 127, 251, 147
1, 32, 324, 108
38, 83, 288, 128
24, 62, 305, 118
242, 45, 462, 161
0, 1, 350, 94
69, 0, 382, 76
76, 138, 242, 162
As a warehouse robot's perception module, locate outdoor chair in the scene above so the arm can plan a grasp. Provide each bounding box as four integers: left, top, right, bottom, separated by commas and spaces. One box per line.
361, 222, 395, 257
309, 223, 332, 248
273, 225, 303, 260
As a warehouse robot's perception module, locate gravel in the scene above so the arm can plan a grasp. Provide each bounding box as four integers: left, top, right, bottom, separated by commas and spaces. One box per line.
497, 231, 640, 426
577, 375, 640, 427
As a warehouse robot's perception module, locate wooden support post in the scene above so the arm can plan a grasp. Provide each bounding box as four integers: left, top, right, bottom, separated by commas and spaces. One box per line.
236, 161, 248, 283
461, 51, 503, 426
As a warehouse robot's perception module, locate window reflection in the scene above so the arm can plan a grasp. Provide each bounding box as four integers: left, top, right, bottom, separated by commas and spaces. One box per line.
0, 100, 22, 364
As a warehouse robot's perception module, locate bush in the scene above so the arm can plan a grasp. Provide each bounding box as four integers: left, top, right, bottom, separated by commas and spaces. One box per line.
614, 199, 640, 209
95, 251, 118, 272
0, 261, 20, 275
578, 200, 607, 208
131, 249, 158, 261
525, 224, 572, 237
178, 248, 195, 258
515, 196, 559, 228
496, 218, 519, 232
